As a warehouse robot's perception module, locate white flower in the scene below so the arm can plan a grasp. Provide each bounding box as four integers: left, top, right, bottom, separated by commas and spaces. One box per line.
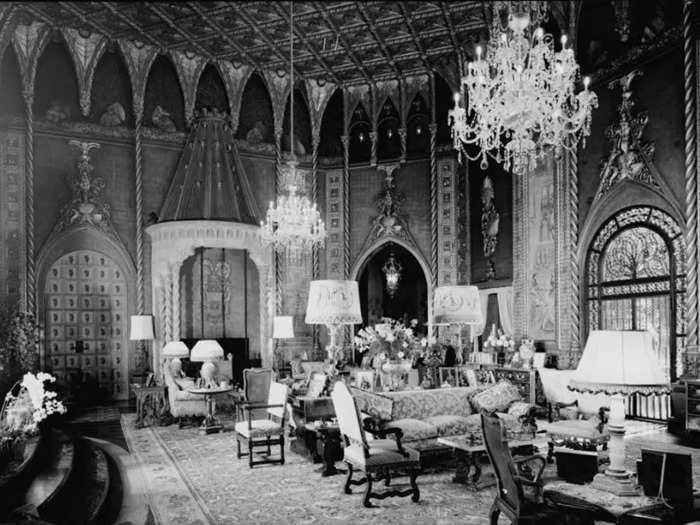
397, 351, 405, 359
402, 341, 409, 348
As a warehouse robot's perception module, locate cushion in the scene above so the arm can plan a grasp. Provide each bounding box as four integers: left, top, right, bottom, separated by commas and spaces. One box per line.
343, 439, 420, 469
173, 389, 203, 401
350, 388, 394, 421
472, 381, 521, 412
463, 412, 525, 434
235, 419, 283, 438
547, 419, 608, 440
386, 387, 474, 420
424, 415, 473, 436
174, 377, 196, 391
388, 418, 438, 441
507, 401, 533, 419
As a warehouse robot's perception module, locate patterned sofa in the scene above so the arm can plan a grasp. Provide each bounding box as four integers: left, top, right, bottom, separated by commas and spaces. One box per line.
350, 382, 536, 459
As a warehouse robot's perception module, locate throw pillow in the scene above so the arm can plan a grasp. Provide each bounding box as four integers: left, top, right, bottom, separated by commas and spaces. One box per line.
472, 380, 521, 412
174, 377, 196, 391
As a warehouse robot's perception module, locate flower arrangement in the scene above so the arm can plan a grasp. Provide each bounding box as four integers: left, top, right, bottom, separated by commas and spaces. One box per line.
354, 318, 422, 363
419, 336, 446, 368
483, 328, 515, 352
1, 372, 67, 436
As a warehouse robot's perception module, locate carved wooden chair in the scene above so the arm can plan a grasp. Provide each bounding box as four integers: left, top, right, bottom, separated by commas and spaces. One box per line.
481, 411, 563, 524
238, 368, 273, 421
234, 381, 287, 468
330, 381, 420, 508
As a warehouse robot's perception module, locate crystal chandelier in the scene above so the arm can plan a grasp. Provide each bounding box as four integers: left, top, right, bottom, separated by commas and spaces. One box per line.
261, 1, 325, 260
449, 1, 598, 173
382, 252, 402, 297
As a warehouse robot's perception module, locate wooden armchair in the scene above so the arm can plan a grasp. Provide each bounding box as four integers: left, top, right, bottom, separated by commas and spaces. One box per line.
237, 368, 273, 421
234, 381, 287, 468
330, 381, 420, 508
481, 412, 562, 524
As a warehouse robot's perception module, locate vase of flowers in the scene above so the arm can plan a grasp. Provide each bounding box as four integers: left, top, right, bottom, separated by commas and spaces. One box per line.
484, 328, 515, 366
354, 318, 421, 390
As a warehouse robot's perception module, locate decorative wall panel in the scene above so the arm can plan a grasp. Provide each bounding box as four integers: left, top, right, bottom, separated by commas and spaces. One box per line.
325, 168, 345, 280
44, 250, 128, 400
0, 131, 25, 309
437, 157, 457, 286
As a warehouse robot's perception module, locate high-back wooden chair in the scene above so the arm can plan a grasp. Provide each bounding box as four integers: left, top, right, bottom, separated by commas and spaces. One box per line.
241, 367, 273, 420
331, 381, 420, 508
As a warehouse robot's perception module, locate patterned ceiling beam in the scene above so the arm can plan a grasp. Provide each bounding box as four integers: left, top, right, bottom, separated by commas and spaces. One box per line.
353, 2, 403, 79
61, 28, 108, 117
117, 39, 159, 123
439, 1, 466, 63
263, 70, 291, 141
145, 3, 211, 60
12, 21, 51, 97
305, 78, 338, 145
186, 2, 257, 67
314, 1, 373, 84
230, 3, 291, 71
57, 1, 113, 40
217, 61, 253, 135
170, 50, 207, 125
103, 2, 162, 50
112, 4, 233, 40
271, 2, 343, 86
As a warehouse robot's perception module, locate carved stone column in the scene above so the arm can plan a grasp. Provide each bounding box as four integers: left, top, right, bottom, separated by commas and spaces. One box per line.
341, 135, 351, 278
22, 89, 34, 313
399, 127, 407, 164
369, 130, 378, 167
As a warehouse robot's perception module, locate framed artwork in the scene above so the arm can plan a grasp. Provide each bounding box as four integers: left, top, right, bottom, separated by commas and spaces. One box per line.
355, 370, 375, 391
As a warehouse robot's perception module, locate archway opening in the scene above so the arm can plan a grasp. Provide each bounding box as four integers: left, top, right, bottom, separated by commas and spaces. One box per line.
357, 243, 428, 331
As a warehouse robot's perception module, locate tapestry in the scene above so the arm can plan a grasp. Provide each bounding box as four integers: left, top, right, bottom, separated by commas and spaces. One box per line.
527, 156, 556, 340
0, 131, 25, 310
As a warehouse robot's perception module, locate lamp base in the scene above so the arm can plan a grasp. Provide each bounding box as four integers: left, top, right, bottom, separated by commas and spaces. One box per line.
590, 472, 640, 496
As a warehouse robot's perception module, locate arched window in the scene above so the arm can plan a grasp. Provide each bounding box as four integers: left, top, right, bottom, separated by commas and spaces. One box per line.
586, 206, 685, 383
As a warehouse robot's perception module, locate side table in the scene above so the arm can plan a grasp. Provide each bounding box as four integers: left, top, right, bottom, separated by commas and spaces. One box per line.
133, 386, 170, 428
187, 386, 233, 434
303, 422, 345, 476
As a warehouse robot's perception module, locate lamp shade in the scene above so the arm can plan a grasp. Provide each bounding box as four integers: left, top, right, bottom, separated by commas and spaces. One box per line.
273, 316, 295, 339
190, 339, 224, 362
432, 285, 482, 326
305, 280, 362, 326
129, 315, 154, 340
161, 341, 190, 358
569, 330, 670, 396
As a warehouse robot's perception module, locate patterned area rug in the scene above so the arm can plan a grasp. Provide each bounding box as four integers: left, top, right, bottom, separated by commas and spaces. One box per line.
122, 416, 695, 525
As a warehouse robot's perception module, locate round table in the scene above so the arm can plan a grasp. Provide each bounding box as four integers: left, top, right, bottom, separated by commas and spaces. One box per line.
186, 386, 234, 434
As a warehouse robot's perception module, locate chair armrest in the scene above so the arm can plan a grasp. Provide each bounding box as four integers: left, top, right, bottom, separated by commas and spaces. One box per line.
513, 454, 546, 482
380, 426, 408, 457
361, 419, 408, 457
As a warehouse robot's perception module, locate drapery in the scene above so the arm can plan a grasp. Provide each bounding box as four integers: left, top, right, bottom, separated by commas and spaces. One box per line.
474, 286, 513, 337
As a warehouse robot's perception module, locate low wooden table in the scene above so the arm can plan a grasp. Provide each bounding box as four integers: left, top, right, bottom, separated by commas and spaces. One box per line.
133, 385, 169, 428
437, 434, 538, 491
186, 386, 233, 434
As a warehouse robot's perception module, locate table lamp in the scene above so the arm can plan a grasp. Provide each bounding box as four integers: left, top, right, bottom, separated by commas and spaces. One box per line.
130, 315, 155, 370
161, 340, 190, 376
190, 339, 224, 388
432, 285, 483, 364
305, 280, 363, 364
569, 330, 670, 496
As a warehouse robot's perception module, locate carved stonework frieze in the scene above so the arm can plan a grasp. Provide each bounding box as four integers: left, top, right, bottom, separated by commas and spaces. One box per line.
217, 61, 252, 135
61, 28, 108, 117
170, 50, 207, 125
118, 40, 159, 122
594, 70, 658, 202
12, 21, 50, 98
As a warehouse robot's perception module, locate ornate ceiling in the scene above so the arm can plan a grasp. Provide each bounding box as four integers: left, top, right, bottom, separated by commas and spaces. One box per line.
14, 1, 497, 86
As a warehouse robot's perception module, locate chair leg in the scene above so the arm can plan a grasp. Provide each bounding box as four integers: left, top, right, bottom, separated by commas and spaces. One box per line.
410, 470, 420, 502
489, 502, 500, 525
280, 435, 285, 465
236, 436, 242, 459
266, 436, 271, 456
547, 441, 554, 463
248, 439, 254, 468
344, 464, 354, 494
362, 472, 374, 508
384, 468, 391, 487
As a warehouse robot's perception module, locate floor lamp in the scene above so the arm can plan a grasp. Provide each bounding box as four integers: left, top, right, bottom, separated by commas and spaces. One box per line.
272, 315, 295, 371
432, 286, 483, 364
569, 330, 670, 496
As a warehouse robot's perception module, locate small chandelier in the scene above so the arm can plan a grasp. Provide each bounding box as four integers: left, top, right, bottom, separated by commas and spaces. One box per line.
382, 252, 402, 297
449, 1, 598, 173
261, 1, 325, 260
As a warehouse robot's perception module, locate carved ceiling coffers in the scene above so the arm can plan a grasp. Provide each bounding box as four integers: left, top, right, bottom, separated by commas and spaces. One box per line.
170, 50, 207, 125
117, 40, 158, 123
345, 84, 371, 125
12, 21, 50, 100
304, 78, 337, 145
402, 73, 431, 119
263, 69, 291, 140
217, 61, 253, 136
372, 79, 399, 122
61, 28, 108, 117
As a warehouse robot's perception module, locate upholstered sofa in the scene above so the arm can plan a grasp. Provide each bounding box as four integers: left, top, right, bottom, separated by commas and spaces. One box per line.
350, 382, 536, 460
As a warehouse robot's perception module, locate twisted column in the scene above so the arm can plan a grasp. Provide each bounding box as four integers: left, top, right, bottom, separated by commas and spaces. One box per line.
311, 137, 320, 280
568, 146, 581, 355
369, 130, 378, 167
429, 123, 438, 288
683, 0, 698, 353
134, 117, 145, 315
399, 127, 407, 164
341, 135, 350, 278
23, 91, 35, 314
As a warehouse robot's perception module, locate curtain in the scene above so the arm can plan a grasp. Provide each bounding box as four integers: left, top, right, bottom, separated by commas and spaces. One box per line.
475, 286, 513, 337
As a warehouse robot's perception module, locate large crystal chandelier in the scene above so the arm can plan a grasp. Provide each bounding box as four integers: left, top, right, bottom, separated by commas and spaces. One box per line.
449, 1, 598, 173
261, 1, 325, 260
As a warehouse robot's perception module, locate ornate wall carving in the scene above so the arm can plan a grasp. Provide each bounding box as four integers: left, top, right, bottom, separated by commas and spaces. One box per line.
61, 28, 107, 117
324, 168, 345, 280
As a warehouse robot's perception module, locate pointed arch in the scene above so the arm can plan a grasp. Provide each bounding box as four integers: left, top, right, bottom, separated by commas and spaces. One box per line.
195, 63, 229, 114
237, 71, 274, 144
318, 88, 343, 158
0, 44, 22, 116
90, 47, 134, 126
143, 53, 185, 131
377, 97, 400, 161
349, 101, 371, 164
406, 92, 429, 158
282, 87, 311, 155
34, 37, 81, 120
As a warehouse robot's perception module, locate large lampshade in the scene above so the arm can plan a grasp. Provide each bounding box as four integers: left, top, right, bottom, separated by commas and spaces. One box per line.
305, 280, 362, 326
190, 340, 224, 362
161, 341, 190, 358
432, 285, 482, 326
273, 316, 295, 339
129, 315, 154, 340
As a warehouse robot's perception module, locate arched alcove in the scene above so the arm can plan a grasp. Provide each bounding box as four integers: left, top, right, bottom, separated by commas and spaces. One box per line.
406, 94, 429, 158
90, 48, 134, 126
143, 54, 185, 131
34, 38, 80, 120
195, 63, 229, 113
0, 46, 22, 117
237, 72, 274, 143
318, 88, 343, 157
434, 72, 453, 145
349, 102, 371, 164
377, 98, 400, 161
282, 87, 311, 155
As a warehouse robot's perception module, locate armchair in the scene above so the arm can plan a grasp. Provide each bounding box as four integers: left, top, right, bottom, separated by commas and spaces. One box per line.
481, 412, 563, 524
162, 360, 208, 425
234, 381, 287, 468
238, 368, 273, 421
546, 401, 610, 462
331, 381, 420, 508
